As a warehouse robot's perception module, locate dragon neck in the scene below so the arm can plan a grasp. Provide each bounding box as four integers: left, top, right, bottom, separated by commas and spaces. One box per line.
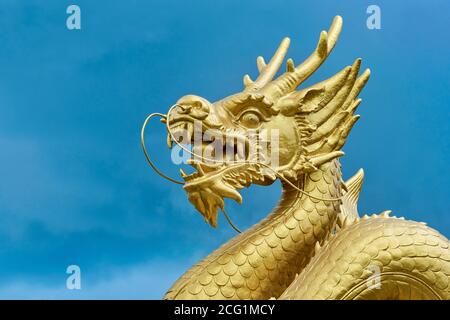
244, 159, 343, 271
166, 159, 343, 299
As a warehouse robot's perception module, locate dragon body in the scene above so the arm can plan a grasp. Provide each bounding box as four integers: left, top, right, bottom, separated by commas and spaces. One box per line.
153, 16, 450, 299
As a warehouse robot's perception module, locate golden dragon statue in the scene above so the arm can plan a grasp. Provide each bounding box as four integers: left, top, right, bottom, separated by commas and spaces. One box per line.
143, 16, 450, 299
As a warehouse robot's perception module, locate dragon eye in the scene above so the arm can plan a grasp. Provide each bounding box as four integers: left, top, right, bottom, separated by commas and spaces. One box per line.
239, 111, 261, 128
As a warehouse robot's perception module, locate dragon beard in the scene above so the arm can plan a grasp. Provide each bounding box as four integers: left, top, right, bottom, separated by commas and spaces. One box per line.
182, 161, 275, 227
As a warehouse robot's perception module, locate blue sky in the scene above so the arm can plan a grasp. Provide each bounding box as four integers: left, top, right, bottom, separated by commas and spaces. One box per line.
0, 0, 448, 299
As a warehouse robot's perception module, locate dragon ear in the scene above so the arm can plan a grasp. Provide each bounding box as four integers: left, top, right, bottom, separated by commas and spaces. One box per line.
278, 88, 326, 116
279, 59, 369, 178
276, 64, 353, 116
298, 88, 326, 112
292, 59, 369, 157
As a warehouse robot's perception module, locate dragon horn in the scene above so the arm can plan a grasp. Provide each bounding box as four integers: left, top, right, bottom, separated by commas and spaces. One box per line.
244, 37, 291, 91
261, 16, 343, 101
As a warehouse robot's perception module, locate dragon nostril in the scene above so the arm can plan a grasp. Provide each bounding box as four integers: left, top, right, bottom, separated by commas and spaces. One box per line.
188, 103, 210, 120
177, 105, 191, 114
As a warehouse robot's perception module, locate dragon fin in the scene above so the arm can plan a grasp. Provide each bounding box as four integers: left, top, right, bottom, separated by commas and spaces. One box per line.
337, 168, 364, 230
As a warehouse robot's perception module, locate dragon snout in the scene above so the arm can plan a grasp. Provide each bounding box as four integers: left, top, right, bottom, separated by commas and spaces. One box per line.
172, 95, 211, 121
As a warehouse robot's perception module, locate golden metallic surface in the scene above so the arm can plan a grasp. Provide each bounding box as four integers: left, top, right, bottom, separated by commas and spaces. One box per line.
148, 16, 450, 300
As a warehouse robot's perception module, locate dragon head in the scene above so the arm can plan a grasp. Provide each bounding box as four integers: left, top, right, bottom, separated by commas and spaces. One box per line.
163, 16, 370, 227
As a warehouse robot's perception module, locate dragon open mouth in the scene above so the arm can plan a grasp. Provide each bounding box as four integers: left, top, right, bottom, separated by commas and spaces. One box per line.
167, 120, 274, 227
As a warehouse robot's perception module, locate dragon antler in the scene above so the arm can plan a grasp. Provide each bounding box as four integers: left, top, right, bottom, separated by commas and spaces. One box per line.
242, 16, 343, 102
243, 37, 291, 91
263, 15, 343, 101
